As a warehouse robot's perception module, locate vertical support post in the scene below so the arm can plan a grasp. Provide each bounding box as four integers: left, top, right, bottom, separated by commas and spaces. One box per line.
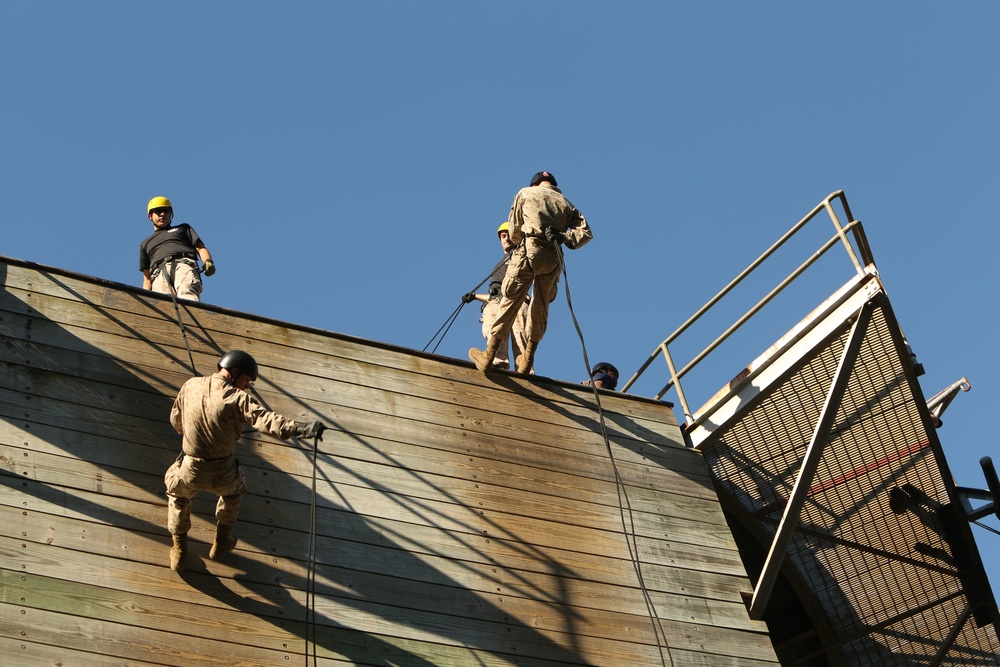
748, 301, 874, 619
982, 457, 1000, 522
824, 200, 864, 275
659, 343, 693, 423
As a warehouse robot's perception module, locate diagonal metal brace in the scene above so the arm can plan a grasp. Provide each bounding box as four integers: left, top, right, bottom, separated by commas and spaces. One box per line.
748, 301, 874, 620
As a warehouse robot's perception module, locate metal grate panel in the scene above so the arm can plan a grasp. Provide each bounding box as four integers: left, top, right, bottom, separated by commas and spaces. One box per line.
699, 294, 1000, 665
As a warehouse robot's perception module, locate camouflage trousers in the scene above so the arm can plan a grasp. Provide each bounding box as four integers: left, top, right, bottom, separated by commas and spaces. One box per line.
164, 453, 245, 535
481, 299, 529, 369
490, 237, 560, 345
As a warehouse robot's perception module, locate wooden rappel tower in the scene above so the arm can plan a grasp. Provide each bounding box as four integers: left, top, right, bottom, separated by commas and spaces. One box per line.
1, 191, 998, 665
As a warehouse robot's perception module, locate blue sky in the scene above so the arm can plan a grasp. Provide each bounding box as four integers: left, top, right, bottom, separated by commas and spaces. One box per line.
3, 2, 998, 597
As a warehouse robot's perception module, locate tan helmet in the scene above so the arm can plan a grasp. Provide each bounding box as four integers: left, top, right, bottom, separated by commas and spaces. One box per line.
497, 222, 509, 236
147, 196, 173, 214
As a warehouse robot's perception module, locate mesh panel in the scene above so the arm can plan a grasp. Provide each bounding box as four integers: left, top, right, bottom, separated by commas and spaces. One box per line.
701, 300, 1000, 665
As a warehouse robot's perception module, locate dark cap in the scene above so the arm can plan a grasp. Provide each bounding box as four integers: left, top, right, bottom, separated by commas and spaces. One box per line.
529, 171, 557, 187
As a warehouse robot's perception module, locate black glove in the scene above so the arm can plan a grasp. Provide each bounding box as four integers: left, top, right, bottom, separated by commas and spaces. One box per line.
296, 420, 327, 440
462, 292, 476, 304
543, 227, 564, 244
202, 259, 216, 277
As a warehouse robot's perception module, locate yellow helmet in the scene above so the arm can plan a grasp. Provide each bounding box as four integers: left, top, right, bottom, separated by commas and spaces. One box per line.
497, 222, 509, 236
147, 196, 173, 214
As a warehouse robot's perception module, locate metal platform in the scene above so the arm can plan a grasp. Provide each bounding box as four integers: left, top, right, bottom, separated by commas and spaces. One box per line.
624, 192, 1000, 665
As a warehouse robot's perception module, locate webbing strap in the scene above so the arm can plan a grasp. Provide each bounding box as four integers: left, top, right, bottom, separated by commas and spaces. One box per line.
422, 254, 510, 353
163, 258, 199, 376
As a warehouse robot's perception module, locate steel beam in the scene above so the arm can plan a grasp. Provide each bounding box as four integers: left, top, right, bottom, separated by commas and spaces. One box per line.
748, 300, 874, 620
928, 601, 972, 667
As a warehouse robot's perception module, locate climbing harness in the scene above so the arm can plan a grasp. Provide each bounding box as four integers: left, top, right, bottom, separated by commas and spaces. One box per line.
422, 254, 509, 354
556, 241, 673, 667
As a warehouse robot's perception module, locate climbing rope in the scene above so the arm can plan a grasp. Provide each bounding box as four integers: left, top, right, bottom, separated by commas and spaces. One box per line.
973, 519, 1000, 537
556, 243, 673, 667
423, 301, 466, 355
235, 385, 321, 665
422, 255, 509, 354
162, 259, 200, 376
305, 432, 320, 667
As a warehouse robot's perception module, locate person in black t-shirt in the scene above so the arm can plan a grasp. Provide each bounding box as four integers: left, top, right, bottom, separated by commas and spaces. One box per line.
139, 196, 215, 301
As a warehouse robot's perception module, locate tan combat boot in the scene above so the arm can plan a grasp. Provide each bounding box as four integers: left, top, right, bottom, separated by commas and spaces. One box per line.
169, 533, 188, 572
515, 341, 537, 374
469, 337, 501, 374
209, 523, 238, 561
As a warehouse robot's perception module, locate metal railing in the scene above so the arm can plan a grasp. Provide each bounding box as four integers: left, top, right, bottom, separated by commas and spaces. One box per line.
621, 191, 877, 423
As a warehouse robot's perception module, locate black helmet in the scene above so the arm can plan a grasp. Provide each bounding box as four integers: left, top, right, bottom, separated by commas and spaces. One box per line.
218, 350, 258, 381
591, 362, 619, 378
529, 171, 557, 187
590, 361, 619, 390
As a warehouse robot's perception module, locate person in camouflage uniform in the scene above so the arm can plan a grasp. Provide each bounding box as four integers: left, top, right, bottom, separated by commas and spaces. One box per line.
164, 350, 326, 572
470, 171, 592, 374
463, 222, 530, 371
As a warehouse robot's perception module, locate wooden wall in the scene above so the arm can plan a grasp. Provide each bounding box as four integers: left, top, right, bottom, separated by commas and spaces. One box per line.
0, 257, 778, 666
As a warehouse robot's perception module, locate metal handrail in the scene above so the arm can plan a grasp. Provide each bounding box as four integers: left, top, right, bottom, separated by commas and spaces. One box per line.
652, 218, 868, 402
621, 191, 876, 422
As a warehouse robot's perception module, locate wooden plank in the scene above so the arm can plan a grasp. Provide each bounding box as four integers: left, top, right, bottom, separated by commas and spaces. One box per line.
0, 310, 696, 532
0, 571, 777, 665
0, 402, 748, 604
0, 601, 325, 667
1, 568, 309, 654
0, 634, 174, 667
3, 505, 690, 614
0, 605, 573, 667
670, 647, 780, 667
658, 617, 778, 663
0, 376, 722, 552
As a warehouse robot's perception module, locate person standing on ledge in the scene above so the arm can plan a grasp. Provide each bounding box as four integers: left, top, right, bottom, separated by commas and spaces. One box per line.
469, 171, 592, 374
462, 221, 530, 371
139, 196, 215, 301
